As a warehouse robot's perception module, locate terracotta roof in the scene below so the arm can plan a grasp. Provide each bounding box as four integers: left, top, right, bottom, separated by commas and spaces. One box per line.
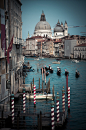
26, 36, 43, 40
37, 40, 45, 42
75, 43, 86, 47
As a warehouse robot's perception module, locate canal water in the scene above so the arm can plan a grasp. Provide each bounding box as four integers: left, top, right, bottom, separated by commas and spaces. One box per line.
24, 57, 86, 130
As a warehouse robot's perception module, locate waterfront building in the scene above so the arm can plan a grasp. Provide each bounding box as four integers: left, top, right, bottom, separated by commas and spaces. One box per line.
0, 0, 9, 102
6, 0, 24, 95
74, 43, 86, 59
53, 39, 64, 57
0, 0, 24, 103
37, 38, 54, 57
26, 36, 44, 55
64, 39, 77, 58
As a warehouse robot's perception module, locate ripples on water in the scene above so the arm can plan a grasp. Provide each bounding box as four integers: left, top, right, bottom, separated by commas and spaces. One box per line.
24, 58, 86, 130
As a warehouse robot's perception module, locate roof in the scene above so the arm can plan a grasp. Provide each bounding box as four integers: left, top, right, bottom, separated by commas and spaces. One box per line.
26, 36, 43, 40
75, 43, 86, 47
37, 40, 46, 43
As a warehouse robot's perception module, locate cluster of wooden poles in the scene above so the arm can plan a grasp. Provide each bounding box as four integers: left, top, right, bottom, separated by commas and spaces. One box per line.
11, 85, 70, 128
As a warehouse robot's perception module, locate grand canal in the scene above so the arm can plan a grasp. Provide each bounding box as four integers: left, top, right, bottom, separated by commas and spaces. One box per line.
24, 57, 86, 130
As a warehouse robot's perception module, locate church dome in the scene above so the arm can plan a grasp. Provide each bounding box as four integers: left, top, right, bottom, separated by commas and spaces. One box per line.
35, 21, 51, 31
35, 11, 51, 31
54, 20, 64, 32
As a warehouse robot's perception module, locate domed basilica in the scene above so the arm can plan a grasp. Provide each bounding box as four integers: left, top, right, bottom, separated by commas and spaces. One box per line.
33, 11, 68, 39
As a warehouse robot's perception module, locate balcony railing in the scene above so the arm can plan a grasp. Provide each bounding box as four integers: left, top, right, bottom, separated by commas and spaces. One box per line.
13, 37, 24, 45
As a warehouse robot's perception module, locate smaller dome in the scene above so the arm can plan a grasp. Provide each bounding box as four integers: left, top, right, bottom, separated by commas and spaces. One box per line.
54, 20, 64, 32
54, 26, 63, 32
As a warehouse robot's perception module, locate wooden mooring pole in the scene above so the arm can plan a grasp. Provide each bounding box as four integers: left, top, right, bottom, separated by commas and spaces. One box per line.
33, 78, 34, 87
62, 86, 65, 112
66, 75, 68, 93
23, 88, 26, 113
51, 99, 54, 130
31, 82, 32, 95
11, 91, 14, 124
56, 92, 60, 123
42, 81, 43, 93
68, 87, 70, 112
34, 85, 36, 107
39, 78, 40, 89
52, 85, 54, 100
40, 111, 42, 130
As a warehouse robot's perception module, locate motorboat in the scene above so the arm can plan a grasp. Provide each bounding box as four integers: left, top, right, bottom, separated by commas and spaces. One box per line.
52, 61, 60, 64
72, 59, 79, 63
26, 93, 54, 100
34, 58, 40, 60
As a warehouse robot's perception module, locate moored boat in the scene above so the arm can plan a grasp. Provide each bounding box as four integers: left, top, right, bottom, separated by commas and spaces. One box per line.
75, 72, 80, 78
72, 59, 79, 63
57, 67, 61, 76
52, 61, 60, 64
26, 93, 55, 100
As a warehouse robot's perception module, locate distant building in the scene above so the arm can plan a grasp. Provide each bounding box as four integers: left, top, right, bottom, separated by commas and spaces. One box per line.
64, 39, 77, 58
53, 39, 64, 57
26, 36, 44, 55
34, 11, 52, 38
53, 20, 68, 39
74, 43, 86, 59
33, 11, 68, 39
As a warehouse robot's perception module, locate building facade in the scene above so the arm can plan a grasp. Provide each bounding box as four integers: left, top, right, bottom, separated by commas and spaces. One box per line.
74, 43, 86, 59
64, 39, 77, 58
0, 0, 24, 103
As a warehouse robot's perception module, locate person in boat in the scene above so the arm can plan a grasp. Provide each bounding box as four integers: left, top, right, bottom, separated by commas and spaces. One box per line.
46, 71, 49, 76
57, 67, 61, 75
49, 65, 51, 70
45, 65, 48, 71
76, 70, 80, 77
49, 68, 53, 73
65, 69, 69, 76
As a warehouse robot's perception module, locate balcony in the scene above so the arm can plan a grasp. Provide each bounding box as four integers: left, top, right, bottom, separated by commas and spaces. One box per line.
13, 37, 24, 45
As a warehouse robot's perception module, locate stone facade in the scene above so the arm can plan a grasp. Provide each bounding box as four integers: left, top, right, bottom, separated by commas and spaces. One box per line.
0, 0, 24, 103
74, 43, 86, 59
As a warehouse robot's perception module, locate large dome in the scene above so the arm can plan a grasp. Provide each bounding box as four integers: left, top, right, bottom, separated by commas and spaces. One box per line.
54, 20, 64, 32
35, 21, 51, 31
34, 11, 52, 37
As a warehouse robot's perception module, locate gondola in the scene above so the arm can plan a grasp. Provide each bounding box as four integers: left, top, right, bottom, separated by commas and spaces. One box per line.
75, 72, 80, 78
49, 69, 53, 73
57, 70, 61, 76
65, 71, 69, 76
46, 72, 49, 76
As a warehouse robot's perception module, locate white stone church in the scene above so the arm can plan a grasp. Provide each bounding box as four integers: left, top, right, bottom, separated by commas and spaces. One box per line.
33, 11, 68, 39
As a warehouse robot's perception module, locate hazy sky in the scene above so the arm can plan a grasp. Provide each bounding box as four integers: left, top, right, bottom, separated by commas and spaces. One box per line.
21, 0, 86, 40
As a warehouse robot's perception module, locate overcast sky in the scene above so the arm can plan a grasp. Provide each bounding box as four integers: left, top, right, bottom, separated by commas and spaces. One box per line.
21, 0, 86, 40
